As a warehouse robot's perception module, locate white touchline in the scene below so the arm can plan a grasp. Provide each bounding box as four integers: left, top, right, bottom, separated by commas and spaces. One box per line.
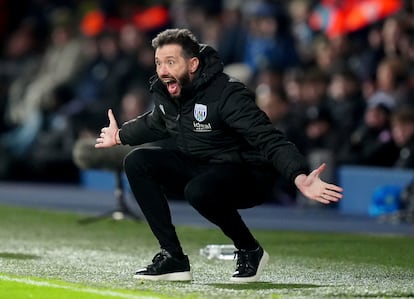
0, 275, 161, 299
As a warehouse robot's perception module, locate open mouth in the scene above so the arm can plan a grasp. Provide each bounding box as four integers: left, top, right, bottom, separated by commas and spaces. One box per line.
163, 78, 179, 95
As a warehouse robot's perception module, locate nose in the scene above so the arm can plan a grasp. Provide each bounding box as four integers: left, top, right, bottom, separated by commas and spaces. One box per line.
157, 63, 169, 77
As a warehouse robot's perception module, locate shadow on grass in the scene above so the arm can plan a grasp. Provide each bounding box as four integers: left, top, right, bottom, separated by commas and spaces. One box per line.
210, 282, 322, 290
0, 252, 40, 260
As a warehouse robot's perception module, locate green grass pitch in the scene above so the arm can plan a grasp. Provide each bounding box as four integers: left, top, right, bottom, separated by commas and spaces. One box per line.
1, 204, 413, 299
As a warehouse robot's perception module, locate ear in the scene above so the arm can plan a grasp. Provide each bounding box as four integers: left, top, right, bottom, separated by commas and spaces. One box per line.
189, 57, 199, 74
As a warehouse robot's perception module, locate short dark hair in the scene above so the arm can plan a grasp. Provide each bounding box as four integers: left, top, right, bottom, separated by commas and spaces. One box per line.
392, 107, 414, 124
151, 28, 200, 58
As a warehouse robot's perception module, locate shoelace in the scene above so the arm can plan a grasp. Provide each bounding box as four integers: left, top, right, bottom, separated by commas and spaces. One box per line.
148, 250, 169, 269
152, 252, 164, 263
234, 250, 250, 271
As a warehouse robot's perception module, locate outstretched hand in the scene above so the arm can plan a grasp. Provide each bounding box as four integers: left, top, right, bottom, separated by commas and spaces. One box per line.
95, 109, 119, 148
294, 163, 343, 204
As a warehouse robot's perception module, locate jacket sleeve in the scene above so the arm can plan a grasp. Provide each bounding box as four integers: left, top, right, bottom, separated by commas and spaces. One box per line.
219, 83, 309, 184
119, 105, 170, 146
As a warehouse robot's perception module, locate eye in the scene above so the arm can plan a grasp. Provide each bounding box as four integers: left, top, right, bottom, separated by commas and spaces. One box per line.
168, 60, 174, 65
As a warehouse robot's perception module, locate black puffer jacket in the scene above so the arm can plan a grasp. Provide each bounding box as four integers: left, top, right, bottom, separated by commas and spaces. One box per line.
119, 45, 309, 184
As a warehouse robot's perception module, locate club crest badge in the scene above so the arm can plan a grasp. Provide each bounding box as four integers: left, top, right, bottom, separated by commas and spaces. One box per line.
194, 104, 207, 122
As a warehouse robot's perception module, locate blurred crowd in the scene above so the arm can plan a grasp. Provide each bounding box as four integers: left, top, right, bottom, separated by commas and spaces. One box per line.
0, 0, 413, 199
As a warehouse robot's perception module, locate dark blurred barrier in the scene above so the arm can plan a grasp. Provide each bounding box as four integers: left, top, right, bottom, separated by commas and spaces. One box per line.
338, 165, 414, 216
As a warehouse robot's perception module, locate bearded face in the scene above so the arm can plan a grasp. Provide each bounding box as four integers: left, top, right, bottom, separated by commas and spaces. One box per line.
155, 44, 199, 98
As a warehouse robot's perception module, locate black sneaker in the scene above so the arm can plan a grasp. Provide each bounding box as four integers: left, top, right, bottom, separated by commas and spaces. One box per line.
230, 246, 269, 283
134, 249, 192, 281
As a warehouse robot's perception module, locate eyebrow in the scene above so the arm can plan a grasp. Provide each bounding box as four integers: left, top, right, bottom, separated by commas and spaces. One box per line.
155, 55, 177, 60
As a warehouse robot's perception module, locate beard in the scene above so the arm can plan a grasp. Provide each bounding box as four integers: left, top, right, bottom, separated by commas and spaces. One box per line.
178, 72, 191, 89
176, 72, 192, 98
161, 72, 192, 99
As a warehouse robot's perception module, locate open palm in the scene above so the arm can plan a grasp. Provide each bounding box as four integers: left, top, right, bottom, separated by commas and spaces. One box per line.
295, 163, 343, 204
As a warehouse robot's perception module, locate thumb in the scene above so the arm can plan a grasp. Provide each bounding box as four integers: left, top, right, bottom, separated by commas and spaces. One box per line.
312, 163, 326, 177
108, 109, 118, 128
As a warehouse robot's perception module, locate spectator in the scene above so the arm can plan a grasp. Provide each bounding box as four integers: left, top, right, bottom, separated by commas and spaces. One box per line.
391, 107, 414, 169
337, 93, 399, 167
65, 30, 134, 137
256, 85, 291, 135
5, 8, 84, 127
289, 67, 329, 152
374, 56, 409, 106
352, 24, 385, 85
242, 1, 299, 75
311, 34, 337, 75
118, 23, 146, 59
287, 0, 314, 64
217, 0, 247, 66
381, 16, 404, 57
282, 67, 303, 104
0, 21, 40, 133
326, 67, 366, 141
254, 67, 283, 93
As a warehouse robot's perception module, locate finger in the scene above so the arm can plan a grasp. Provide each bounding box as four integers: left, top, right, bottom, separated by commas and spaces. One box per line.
308, 163, 326, 179
324, 189, 343, 198
321, 193, 340, 202
314, 163, 326, 175
108, 109, 117, 126
95, 140, 103, 148
326, 183, 343, 192
316, 196, 330, 204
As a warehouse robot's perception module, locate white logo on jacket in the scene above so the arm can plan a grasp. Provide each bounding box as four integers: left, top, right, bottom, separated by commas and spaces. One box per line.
193, 121, 212, 132
194, 104, 207, 122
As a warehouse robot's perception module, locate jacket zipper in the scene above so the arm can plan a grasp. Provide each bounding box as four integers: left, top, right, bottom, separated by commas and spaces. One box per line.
177, 100, 190, 154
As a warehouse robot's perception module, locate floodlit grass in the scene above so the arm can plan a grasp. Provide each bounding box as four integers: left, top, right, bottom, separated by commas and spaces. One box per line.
0, 274, 170, 299
1, 204, 414, 299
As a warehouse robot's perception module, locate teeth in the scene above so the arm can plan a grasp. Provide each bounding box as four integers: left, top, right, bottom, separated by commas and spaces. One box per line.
163, 79, 175, 84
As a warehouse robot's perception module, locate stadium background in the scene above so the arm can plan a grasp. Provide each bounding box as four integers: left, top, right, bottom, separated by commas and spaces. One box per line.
0, 0, 413, 214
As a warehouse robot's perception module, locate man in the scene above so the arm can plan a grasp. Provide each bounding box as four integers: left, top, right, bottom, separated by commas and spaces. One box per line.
95, 28, 343, 282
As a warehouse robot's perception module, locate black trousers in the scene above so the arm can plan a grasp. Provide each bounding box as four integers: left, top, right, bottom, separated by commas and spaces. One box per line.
124, 147, 277, 255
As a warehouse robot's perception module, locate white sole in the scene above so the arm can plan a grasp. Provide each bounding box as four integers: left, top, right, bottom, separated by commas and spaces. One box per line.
134, 271, 192, 281
229, 250, 269, 283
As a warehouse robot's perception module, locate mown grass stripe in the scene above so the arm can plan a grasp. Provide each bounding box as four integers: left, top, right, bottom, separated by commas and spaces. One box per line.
0, 275, 160, 299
